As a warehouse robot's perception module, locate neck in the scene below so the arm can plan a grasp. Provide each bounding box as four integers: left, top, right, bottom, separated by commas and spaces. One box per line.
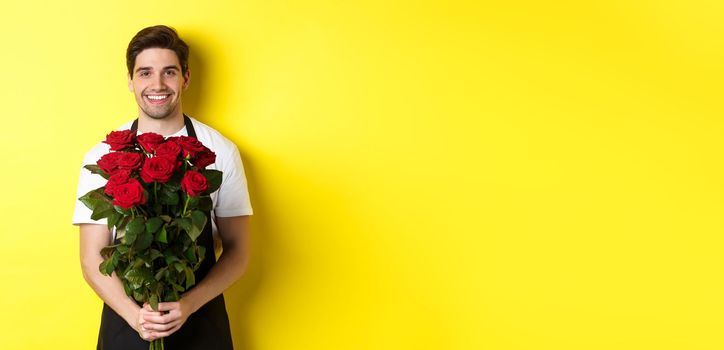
136, 111, 185, 136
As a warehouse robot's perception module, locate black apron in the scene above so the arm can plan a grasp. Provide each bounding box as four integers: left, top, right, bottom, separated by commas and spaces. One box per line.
97, 115, 234, 350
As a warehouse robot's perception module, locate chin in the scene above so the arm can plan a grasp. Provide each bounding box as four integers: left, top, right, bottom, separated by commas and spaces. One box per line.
142, 107, 175, 120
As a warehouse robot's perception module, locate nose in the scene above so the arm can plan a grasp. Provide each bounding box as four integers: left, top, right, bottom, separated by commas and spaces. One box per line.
150, 73, 165, 90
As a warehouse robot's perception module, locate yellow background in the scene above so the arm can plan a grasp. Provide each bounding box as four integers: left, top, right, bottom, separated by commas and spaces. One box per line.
1, 0, 723, 349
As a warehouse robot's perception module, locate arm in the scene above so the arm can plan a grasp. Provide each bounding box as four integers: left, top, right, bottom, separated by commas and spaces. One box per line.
140, 215, 251, 336
79, 224, 160, 340
184, 215, 251, 311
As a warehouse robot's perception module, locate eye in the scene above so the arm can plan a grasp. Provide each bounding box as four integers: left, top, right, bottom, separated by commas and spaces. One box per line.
165, 70, 177, 77
138, 71, 150, 78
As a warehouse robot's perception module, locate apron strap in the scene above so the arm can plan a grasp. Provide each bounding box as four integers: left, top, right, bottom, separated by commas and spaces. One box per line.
130, 114, 197, 138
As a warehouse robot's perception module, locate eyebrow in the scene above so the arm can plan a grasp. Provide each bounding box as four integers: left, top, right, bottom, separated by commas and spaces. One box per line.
134, 65, 181, 74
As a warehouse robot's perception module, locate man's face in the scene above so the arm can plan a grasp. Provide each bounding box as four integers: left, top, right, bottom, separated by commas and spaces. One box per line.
128, 48, 189, 120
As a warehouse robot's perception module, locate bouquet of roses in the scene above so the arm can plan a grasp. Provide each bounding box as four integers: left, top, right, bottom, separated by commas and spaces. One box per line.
79, 129, 222, 350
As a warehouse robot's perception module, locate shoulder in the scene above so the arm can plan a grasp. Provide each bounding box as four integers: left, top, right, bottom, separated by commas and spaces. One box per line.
81, 142, 110, 165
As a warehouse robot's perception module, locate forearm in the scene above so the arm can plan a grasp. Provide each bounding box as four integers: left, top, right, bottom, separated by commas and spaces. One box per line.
181, 243, 248, 313
81, 253, 141, 327
79, 223, 141, 329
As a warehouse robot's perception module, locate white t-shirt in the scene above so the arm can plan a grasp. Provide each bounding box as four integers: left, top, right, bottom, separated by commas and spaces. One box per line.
72, 117, 253, 239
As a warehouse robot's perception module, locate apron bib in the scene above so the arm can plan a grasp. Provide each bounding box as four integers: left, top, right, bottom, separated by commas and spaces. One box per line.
96, 115, 233, 350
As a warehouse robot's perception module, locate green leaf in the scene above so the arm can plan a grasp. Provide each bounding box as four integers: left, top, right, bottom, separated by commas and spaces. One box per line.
185, 196, 200, 211
159, 215, 172, 223
154, 267, 168, 281
115, 216, 131, 233
84, 164, 110, 179
159, 186, 179, 205
111, 250, 120, 267
123, 229, 136, 245
164, 181, 181, 192
198, 245, 206, 261
201, 169, 223, 194
133, 290, 144, 302
146, 217, 163, 234
124, 217, 145, 244
91, 201, 115, 221
99, 258, 114, 276
164, 253, 179, 266
150, 249, 163, 261
135, 231, 153, 250
127, 217, 145, 235
174, 262, 185, 273
117, 245, 129, 254
149, 294, 159, 312
171, 282, 185, 292
122, 280, 132, 296
99, 245, 117, 259
107, 212, 123, 231
79, 187, 112, 211
124, 267, 153, 289
184, 267, 196, 289
187, 210, 207, 241
155, 226, 168, 244
177, 217, 192, 233
131, 257, 146, 269
184, 246, 197, 263
169, 290, 180, 302
114, 205, 132, 215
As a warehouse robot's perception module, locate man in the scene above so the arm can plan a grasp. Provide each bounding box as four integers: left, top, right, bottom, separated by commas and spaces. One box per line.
72, 25, 252, 349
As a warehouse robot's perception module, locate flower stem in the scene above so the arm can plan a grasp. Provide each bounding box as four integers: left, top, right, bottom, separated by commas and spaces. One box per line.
182, 195, 190, 216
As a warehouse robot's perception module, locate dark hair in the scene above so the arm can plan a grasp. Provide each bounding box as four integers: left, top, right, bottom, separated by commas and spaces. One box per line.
126, 25, 189, 76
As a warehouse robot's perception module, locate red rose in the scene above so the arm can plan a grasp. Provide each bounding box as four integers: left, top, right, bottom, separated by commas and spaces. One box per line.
171, 136, 206, 158
181, 170, 208, 197
112, 178, 146, 208
104, 130, 136, 151
116, 152, 144, 171
104, 170, 132, 196
97, 152, 124, 175
137, 132, 165, 153
154, 141, 181, 160
140, 156, 176, 183
192, 147, 216, 169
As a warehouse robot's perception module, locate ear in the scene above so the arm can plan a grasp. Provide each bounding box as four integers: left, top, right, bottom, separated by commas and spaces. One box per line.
182, 69, 190, 90
127, 74, 133, 92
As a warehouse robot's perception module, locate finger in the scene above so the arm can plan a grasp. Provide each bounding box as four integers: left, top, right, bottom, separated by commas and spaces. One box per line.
151, 323, 183, 338
138, 327, 156, 341
140, 309, 163, 318
145, 307, 183, 323
140, 308, 163, 316
156, 302, 180, 312
143, 302, 159, 313
143, 313, 176, 324
144, 303, 167, 312
142, 319, 181, 332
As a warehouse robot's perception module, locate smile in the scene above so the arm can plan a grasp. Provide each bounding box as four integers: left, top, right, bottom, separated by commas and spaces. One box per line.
145, 94, 171, 104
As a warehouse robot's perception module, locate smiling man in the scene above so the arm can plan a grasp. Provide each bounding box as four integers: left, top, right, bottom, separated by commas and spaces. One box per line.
72, 25, 253, 350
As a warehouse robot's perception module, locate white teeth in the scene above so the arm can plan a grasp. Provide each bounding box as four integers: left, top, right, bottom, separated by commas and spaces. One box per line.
147, 95, 168, 100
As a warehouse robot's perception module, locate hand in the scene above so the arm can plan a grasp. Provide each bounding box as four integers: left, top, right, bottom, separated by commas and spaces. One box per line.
135, 305, 164, 341
140, 300, 194, 338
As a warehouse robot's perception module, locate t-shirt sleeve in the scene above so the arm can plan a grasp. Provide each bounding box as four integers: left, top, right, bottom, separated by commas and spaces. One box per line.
214, 145, 254, 217
72, 149, 108, 225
